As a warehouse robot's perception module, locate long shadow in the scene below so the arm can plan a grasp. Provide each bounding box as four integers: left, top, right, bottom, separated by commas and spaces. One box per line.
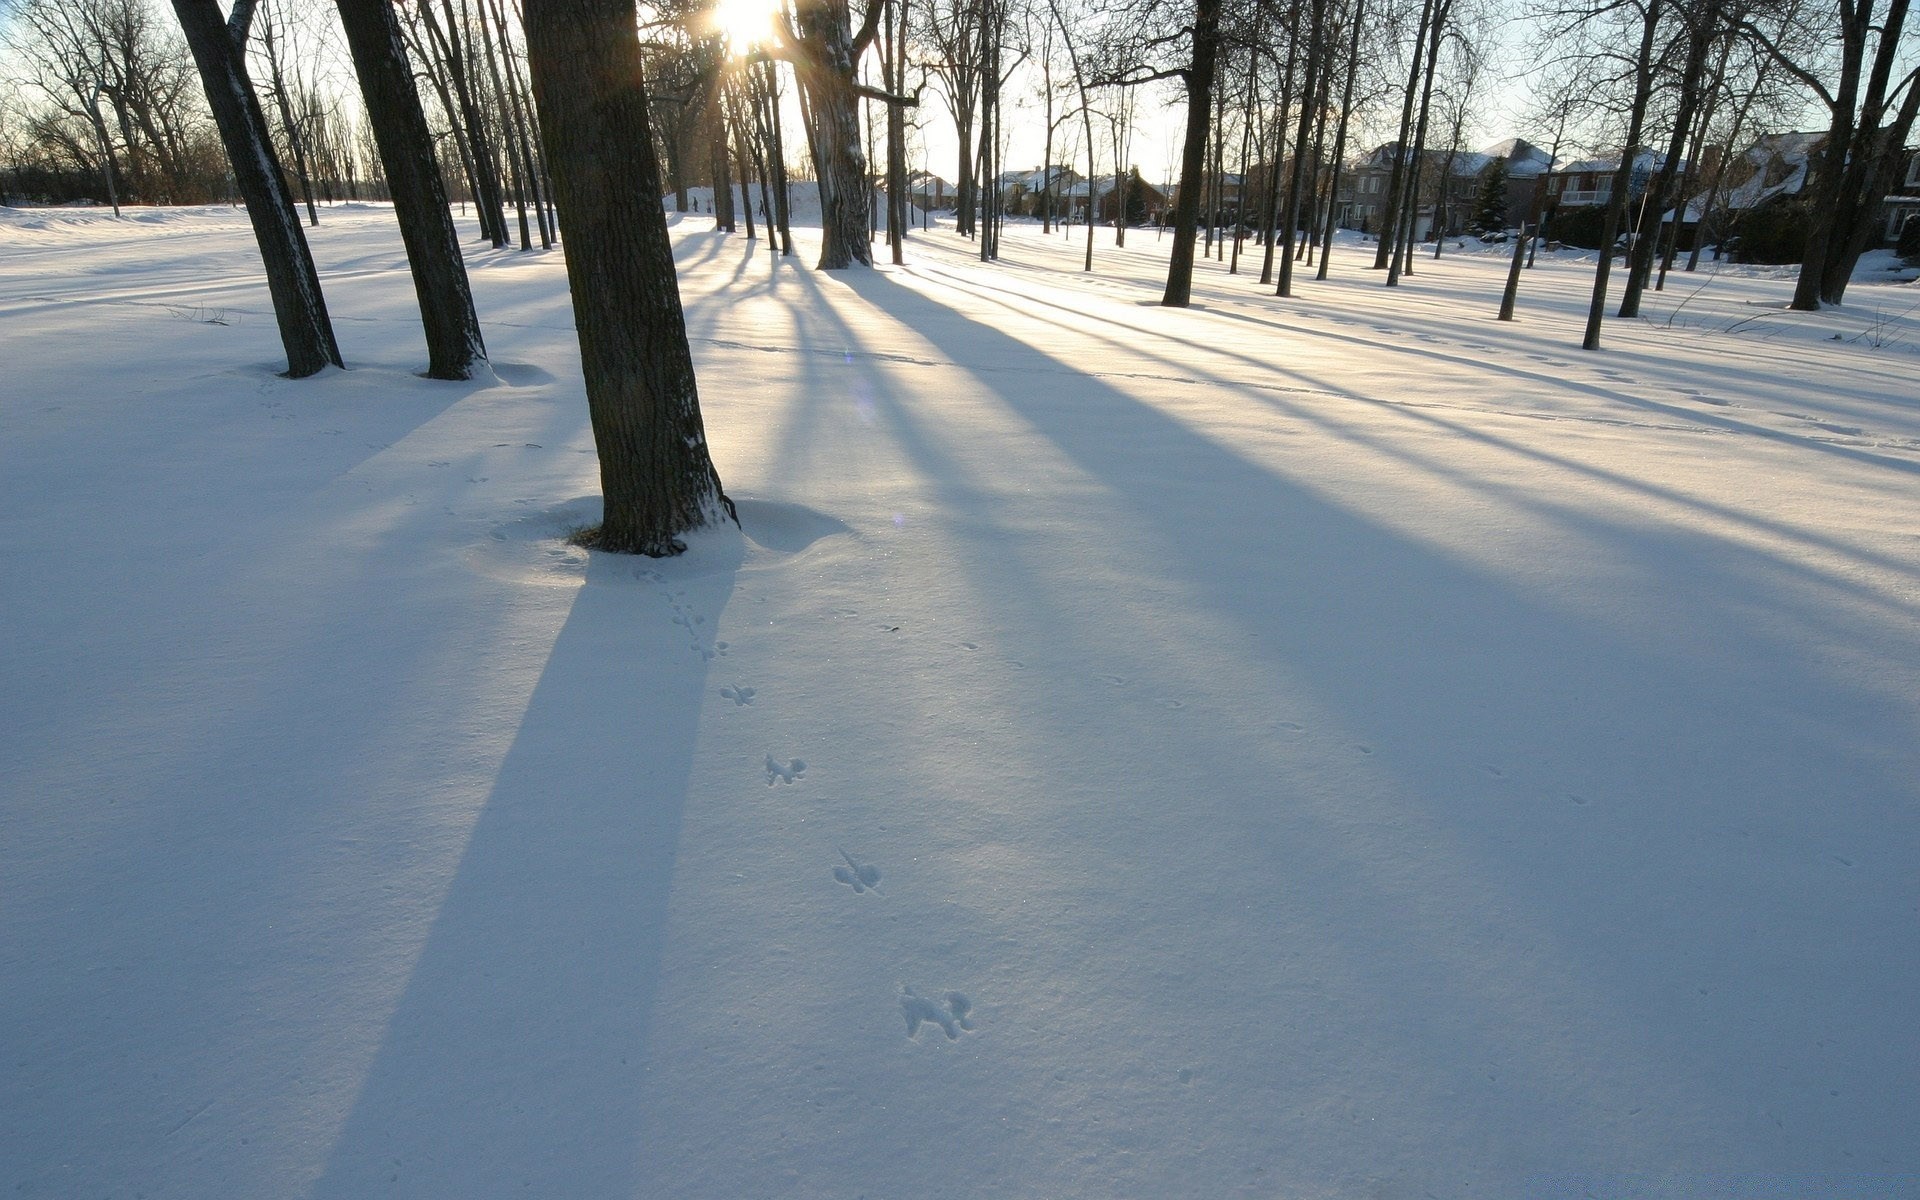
829, 266, 1920, 1174
886, 258, 1920, 599
915, 254, 1920, 478
306, 550, 736, 1197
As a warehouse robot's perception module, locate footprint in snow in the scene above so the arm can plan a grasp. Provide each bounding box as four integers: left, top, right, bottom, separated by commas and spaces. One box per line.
901, 987, 974, 1040
720, 683, 756, 706
766, 754, 806, 785
833, 848, 881, 893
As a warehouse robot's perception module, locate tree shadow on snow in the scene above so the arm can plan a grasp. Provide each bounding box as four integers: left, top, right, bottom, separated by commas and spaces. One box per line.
794, 264, 1920, 1185
306, 549, 736, 1199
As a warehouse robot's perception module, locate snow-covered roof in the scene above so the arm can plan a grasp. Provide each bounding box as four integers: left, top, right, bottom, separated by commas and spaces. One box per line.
1480, 137, 1555, 175
998, 166, 1077, 191
1554, 150, 1675, 176
1721, 159, 1807, 210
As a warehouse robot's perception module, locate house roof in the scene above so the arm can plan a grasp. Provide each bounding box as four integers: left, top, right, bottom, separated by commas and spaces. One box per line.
1353, 143, 1502, 176
1554, 150, 1675, 175
999, 166, 1078, 191
1480, 137, 1555, 175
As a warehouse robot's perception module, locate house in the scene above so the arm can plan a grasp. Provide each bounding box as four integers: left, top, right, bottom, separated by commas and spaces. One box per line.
1709, 132, 1920, 246
907, 170, 955, 210
1161, 171, 1248, 227
1058, 172, 1171, 224
1543, 148, 1691, 211
1479, 137, 1555, 228
1884, 146, 1920, 243
1717, 131, 1822, 211
1333, 143, 1502, 237
995, 165, 1079, 216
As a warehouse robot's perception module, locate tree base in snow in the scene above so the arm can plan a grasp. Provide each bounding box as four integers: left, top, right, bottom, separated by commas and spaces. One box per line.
568, 524, 687, 558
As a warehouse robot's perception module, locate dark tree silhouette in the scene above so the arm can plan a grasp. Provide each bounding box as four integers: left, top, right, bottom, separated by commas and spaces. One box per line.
522, 0, 734, 556
335, 0, 488, 381
170, 0, 341, 377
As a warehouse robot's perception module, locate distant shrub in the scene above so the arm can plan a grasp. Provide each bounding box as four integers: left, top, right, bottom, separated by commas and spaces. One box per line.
1897, 213, 1920, 264
1544, 204, 1609, 250
1730, 199, 1813, 264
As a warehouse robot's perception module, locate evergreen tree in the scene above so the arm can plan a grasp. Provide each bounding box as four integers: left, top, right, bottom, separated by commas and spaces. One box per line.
1470, 159, 1508, 234
1124, 167, 1150, 226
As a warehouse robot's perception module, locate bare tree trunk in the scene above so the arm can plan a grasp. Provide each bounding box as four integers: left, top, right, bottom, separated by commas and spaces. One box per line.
1229, 41, 1259, 274
399, 10, 488, 239
491, 0, 554, 247
1277, 0, 1326, 296
1583, 0, 1665, 350
884, 0, 908, 263
1374, 0, 1435, 269
171, 0, 341, 377
1317, 0, 1364, 280
1387, 0, 1446, 285
84, 87, 123, 217
790, 0, 872, 268
335, 0, 486, 379
1161, 0, 1220, 305
755, 61, 795, 257
254, 6, 320, 226
1260, 24, 1299, 286
728, 81, 757, 240
521, 0, 734, 556
1620, 8, 1713, 317
422, 0, 508, 246
471, 0, 531, 249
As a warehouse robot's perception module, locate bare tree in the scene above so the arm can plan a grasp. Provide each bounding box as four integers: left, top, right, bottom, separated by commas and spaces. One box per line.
6, 0, 216, 203
1578, 0, 1667, 350
1081, 0, 1224, 305
335, 0, 488, 379
774, 0, 915, 267
522, 0, 735, 556
171, 0, 342, 377
1739, 0, 1920, 307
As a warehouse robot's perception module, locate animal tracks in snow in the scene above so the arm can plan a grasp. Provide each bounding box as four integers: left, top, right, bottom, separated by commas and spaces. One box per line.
765, 754, 806, 786
661, 587, 728, 661
901, 987, 974, 1041
690, 599, 977, 1046
833, 848, 881, 894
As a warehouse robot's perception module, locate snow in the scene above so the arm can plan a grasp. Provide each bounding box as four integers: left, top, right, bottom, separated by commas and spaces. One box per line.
3, 201, 1919, 1198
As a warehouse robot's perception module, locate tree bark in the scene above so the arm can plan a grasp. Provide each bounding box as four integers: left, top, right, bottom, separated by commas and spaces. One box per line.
1583, 0, 1664, 350
522, 0, 733, 555
335, 0, 487, 380
1317, 0, 1365, 280
1162, 0, 1221, 306
170, 0, 341, 377
790, 0, 872, 268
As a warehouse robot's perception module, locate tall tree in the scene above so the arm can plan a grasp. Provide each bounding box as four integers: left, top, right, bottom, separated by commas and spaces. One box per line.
1618, 0, 1718, 317
170, 0, 342, 377
522, 0, 734, 556
1157, 0, 1223, 306
1740, 0, 1920, 307
779, 0, 914, 267
1581, 0, 1666, 350
335, 0, 488, 380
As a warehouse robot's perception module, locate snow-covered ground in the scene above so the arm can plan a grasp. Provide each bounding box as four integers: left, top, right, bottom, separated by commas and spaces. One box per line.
3, 201, 1917, 1199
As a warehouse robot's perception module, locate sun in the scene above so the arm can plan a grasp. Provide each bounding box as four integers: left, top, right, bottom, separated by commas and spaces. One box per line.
707, 0, 781, 54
